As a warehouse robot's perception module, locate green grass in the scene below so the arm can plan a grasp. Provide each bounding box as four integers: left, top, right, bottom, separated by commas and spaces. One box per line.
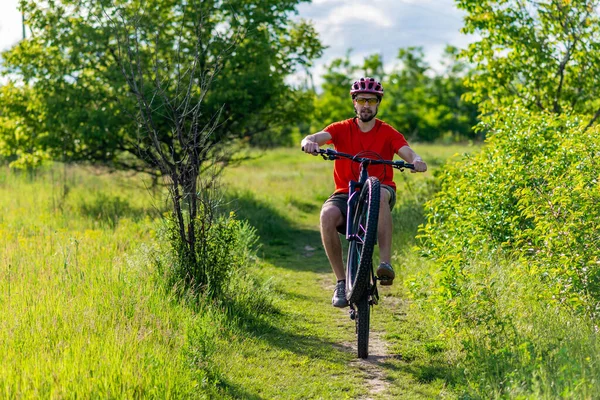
0, 166, 209, 398
0, 143, 476, 398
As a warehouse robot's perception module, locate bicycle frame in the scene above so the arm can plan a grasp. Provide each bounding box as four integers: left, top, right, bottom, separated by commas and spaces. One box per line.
345, 160, 370, 242
313, 148, 414, 242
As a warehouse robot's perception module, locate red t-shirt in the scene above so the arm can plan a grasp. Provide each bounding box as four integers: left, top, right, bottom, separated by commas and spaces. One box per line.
324, 118, 409, 193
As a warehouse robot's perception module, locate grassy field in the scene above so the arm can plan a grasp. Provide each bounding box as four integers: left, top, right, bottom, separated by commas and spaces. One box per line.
0, 167, 202, 397
0, 143, 475, 398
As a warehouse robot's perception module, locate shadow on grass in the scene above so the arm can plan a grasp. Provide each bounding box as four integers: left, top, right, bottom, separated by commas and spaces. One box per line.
195, 366, 265, 400
220, 296, 348, 363
78, 193, 157, 228
226, 192, 328, 272
334, 337, 462, 394
337, 331, 462, 391
214, 376, 265, 400
382, 357, 461, 385
392, 197, 427, 247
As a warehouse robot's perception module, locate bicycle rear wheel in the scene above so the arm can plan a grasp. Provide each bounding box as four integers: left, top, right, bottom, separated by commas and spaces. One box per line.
356, 294, 370, 358
346, 176, 380, 305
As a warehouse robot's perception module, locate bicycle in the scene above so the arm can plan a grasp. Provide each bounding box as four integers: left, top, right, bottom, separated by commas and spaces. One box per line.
308, 147, 414, 359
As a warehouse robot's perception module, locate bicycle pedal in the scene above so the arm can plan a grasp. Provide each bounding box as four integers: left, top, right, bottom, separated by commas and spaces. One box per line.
378, 277, 394, 286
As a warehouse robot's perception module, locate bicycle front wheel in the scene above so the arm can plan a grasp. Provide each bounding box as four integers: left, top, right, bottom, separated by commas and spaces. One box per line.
346, 176, 380, 305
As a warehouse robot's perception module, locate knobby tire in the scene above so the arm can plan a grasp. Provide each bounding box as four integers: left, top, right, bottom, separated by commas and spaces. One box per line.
346, 176, 380, 304
356, 295, 370, 359
346, 176, 380, 359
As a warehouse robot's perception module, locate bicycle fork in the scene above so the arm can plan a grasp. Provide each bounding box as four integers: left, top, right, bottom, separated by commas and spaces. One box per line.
349, 269, 380, 321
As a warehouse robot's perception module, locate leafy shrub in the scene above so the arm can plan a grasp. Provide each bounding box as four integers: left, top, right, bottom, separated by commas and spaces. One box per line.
447, 255, 600, 398
162, 209, 260, 301
420, 108, 600, 317
416, 108, 600, 396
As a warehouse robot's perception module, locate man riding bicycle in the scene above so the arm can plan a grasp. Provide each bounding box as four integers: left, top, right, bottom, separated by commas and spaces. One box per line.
301, 77, 428, 308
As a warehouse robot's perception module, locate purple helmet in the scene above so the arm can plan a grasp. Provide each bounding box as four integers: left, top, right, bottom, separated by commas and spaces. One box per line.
350, 77, 384, 97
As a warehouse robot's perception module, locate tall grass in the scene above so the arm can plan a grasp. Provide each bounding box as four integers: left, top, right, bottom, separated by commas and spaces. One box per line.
450, 255, 600, 398
0, 165, 226, 397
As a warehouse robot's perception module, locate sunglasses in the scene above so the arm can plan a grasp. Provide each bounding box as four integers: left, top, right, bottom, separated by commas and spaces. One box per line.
355, 98, 379, 105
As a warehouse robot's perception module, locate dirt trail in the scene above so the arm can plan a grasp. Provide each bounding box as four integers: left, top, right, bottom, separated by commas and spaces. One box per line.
349, 330, 390, 399
323, 277, 399, 399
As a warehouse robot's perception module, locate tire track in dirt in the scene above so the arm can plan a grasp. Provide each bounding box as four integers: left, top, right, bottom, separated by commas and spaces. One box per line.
322, 276, 403, 399
347, 330, 389, 399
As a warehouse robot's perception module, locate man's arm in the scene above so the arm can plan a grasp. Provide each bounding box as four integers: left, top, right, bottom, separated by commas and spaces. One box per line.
397, 145, 427, 172
301, 131, 332, 154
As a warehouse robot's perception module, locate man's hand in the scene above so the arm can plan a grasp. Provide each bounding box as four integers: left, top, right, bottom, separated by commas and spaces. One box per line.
411, 157, 427, 173
397, 145, 427, 172
301, 139, 320, 155
301, 132, 332, 154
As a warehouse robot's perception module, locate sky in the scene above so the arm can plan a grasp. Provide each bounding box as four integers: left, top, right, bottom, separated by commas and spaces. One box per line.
0, 0, 472, 87
294, 0, 472, 87
0, 0, 23, 52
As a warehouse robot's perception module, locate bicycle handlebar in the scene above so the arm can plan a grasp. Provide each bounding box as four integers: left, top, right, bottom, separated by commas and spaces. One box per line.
302, 147, 415, 170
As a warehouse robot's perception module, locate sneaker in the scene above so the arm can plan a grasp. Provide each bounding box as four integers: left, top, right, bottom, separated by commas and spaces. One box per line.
376, 262, 395, 286
332, 280, 349, 308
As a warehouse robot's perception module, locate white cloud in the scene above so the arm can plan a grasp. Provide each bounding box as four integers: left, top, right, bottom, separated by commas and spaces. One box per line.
325, 5, 393, 28
294, 0, 476, 90
0, 0, 22, 52
312, 0, 344, 5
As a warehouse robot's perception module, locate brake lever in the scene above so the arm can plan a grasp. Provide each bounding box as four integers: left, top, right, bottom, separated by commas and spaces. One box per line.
392, 162, 414, 170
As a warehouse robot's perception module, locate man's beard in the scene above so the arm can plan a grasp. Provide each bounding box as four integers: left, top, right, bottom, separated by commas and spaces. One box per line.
354, 106, 377, 122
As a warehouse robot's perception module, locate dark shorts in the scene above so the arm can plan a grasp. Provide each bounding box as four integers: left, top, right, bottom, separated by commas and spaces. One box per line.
322, 184, 396, 234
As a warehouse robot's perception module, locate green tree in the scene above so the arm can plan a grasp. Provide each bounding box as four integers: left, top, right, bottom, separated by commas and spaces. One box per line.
382, 46, 479, 142
429, 46, 481, 141
311, 51, 358, 129
312, 47, 478, 141
361, 53, 385, 79
457, 0, 600, 127
0, 83, 48, 169
0, 0, 323, 170
380, 47, 431, 140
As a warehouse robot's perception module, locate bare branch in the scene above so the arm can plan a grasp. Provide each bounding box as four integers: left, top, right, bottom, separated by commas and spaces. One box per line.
553, 41, 574, 114
584, 108, 600, 131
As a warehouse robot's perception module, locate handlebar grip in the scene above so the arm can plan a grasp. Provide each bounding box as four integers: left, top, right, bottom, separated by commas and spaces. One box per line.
302, 145, 323, 154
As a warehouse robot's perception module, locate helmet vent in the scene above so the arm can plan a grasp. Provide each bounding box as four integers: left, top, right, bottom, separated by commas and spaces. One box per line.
349, 77, 384, 97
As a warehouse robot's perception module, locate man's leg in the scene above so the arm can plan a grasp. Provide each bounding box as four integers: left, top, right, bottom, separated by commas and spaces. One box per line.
376, 187, 395, 285
320, 203, 349, 307
320, 205, 345, 280
377, 187, 392, 264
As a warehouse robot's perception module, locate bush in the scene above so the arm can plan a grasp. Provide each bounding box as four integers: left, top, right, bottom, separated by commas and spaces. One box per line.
420, 108, 600, 317
162, 209, 260, 301
416, 108, 600, 396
